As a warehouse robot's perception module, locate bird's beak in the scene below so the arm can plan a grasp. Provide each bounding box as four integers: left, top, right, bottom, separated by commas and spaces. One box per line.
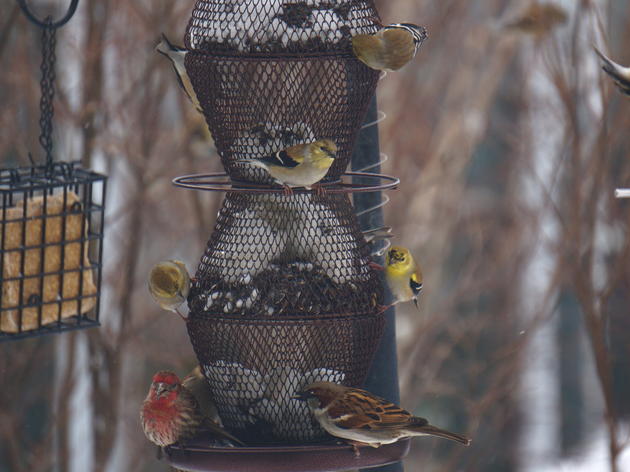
325, 148, 336, 159
155, 383, 167, 398
292, 391, 308, 401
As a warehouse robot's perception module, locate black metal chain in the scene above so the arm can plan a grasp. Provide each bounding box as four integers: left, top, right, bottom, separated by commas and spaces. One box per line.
39, 20, 56, 167
16, 0, 79, 169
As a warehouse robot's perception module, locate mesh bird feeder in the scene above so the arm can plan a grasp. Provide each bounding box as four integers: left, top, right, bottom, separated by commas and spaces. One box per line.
1, 0, 107, 342
184, 0, 382, 184
166, 0, 402, 464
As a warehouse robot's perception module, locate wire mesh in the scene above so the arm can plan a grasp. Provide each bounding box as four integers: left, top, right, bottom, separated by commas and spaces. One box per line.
0, 163, 106, 341
190, 192, 382, 317
185, 53, 380, 184
185, 0, 381, 54
186, 191, 385, 442
187, 312, 386, 444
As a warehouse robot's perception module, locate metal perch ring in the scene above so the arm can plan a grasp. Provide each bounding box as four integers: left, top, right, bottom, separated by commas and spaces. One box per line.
172, 172, 399, 194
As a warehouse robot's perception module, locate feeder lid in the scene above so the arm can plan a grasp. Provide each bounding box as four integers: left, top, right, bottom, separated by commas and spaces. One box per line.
185, 0, 381, 54
165, 438, 410, 472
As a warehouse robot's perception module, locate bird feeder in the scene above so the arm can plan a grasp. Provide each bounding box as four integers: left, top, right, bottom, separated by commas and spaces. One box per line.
1, 0, 107, 341
163, 0, 409, 469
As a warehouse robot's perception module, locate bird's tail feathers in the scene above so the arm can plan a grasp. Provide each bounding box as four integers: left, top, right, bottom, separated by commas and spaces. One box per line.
203, 419, 246, 446
594, 46, 630, 91
406, 423, 471, 446
235, 159, 266, 168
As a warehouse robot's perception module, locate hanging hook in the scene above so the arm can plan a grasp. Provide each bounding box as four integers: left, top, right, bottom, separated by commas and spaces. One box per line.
16, 0, 79, 30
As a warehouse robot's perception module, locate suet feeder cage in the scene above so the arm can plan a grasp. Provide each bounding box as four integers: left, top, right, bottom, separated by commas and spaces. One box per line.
1, 0, 107, 341
0, 163, 106, 341
162, 0, 410, 468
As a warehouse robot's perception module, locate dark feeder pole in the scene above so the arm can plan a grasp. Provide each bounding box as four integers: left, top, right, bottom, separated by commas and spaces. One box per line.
352, 96, 404, 472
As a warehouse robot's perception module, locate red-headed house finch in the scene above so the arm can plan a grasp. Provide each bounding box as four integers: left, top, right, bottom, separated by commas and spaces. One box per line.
140, 370, 244, 453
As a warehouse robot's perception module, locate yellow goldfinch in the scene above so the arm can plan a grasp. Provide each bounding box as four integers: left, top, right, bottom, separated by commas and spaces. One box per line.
594, 47, 630, 97
352, 23, 427, 71
148, 260, 191, 319
385, 246, 423, 309
238, 139, 337, 194
156, 34, 203, 115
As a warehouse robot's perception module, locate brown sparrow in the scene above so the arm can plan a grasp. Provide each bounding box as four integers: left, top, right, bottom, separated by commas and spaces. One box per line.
293, 382, 471, 453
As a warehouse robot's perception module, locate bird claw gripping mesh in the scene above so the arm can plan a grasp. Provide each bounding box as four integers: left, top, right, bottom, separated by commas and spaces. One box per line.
182, 0, 386, 444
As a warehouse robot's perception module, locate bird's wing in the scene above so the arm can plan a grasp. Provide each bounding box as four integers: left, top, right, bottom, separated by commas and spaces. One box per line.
258, 149, 302, 169
328, 389, 421, 431
410, 272, 422, 297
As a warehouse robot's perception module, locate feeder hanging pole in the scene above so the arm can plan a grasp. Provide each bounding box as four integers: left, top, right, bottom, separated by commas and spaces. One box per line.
353, 97, 404, 472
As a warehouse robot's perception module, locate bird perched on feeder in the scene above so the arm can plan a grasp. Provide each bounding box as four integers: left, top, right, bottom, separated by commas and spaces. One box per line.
384, 245, 423, 310
594, 47, 630, 96
237, 139, 337, 195
140, 370, 245, 454
148, 260, 191, 320
293, 382, 470, 455
182, 366, 222, 426
351, 23, 427, 71
156, 34, 203, 115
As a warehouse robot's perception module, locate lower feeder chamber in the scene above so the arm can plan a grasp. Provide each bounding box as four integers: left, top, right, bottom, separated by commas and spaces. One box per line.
187, 311, 386, 444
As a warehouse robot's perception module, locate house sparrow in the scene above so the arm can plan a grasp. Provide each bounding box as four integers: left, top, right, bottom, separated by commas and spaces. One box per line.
294, 382, 470, 454
148, 260, 191, 320
352, 23, 427, 71
385, 246, 423, 309
237, 139, 337, 194
594, 47, 630, 96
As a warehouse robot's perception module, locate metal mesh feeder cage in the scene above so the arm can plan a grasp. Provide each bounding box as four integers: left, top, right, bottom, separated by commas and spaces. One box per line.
182, 0, 382, 184
185, 0, 381, 54
0, 163, 106, 341
185, 191, 386, 443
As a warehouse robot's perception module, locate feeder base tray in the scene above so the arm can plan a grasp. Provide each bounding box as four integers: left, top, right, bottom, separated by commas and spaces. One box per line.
165, 438, 410, 472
